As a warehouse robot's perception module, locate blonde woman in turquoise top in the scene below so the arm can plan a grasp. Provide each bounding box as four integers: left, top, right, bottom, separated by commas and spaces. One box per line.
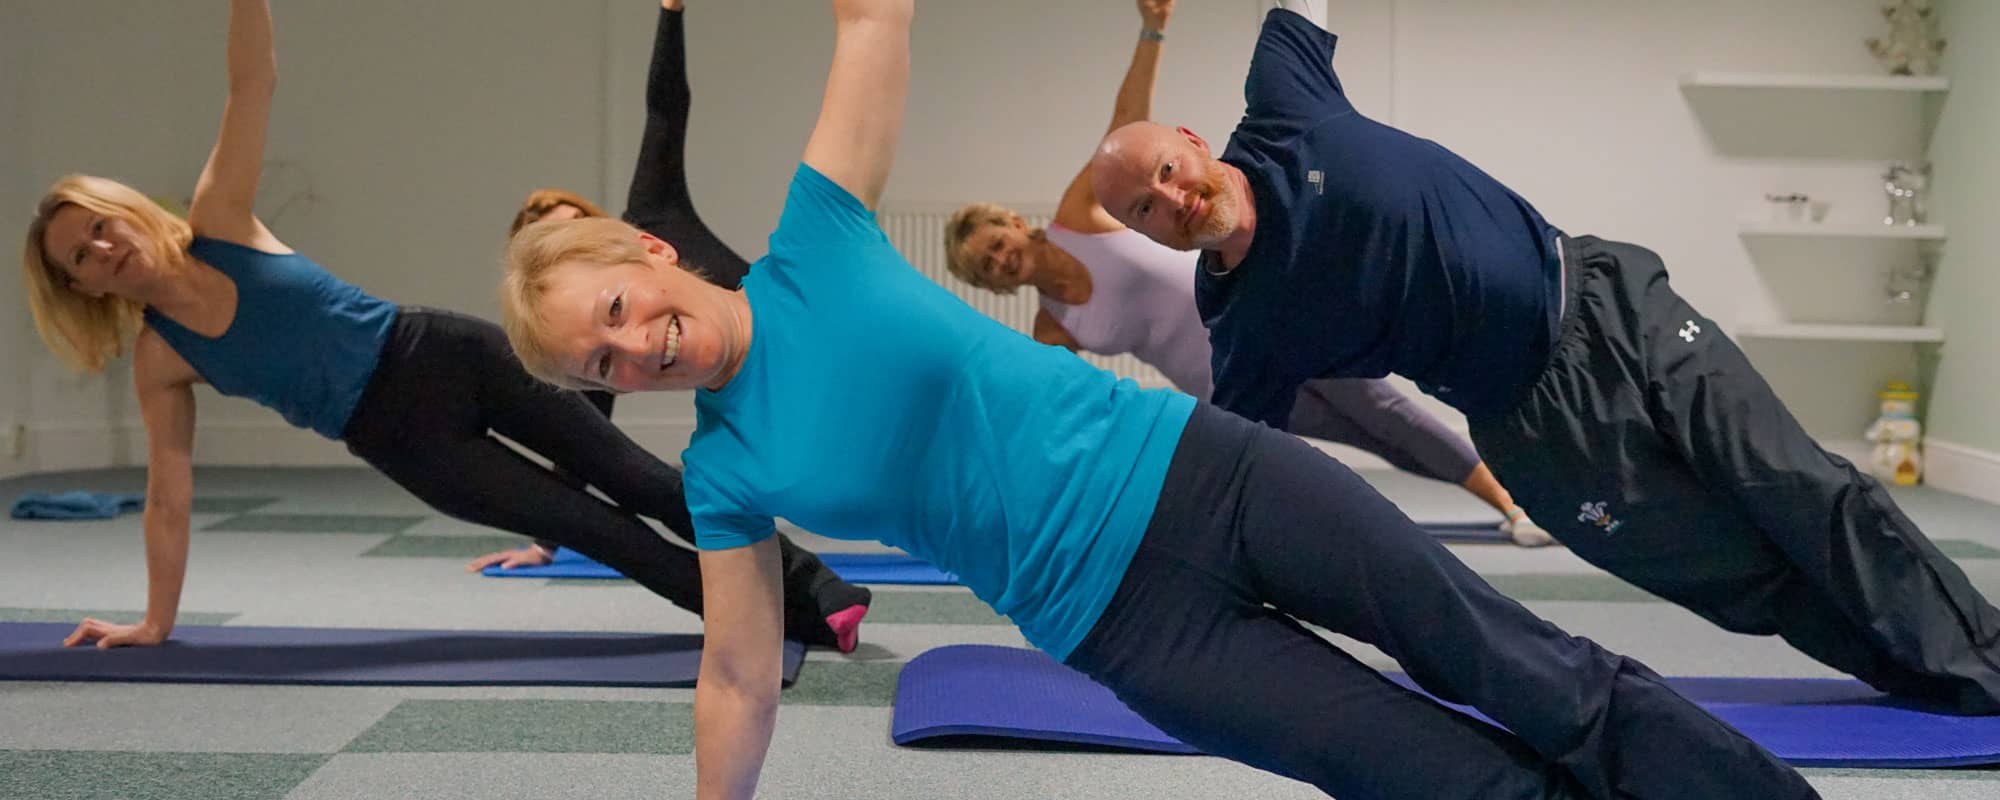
498, 2, 1812, 797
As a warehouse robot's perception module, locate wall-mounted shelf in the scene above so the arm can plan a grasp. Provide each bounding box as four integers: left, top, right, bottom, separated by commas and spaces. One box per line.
1739, 221, 1947, 240
1737, 323, 1944, 343
1681, 71, 1949, 92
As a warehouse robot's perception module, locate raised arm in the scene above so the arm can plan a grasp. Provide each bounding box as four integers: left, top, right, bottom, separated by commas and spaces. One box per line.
187, 0, 287, 252
799, 0, 914, 210
64, 333, 201, 649
693, 537, 787, 800
1053, 0, 1175, 233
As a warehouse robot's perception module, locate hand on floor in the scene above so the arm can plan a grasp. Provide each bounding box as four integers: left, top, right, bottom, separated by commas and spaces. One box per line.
464, 544, 555, 572
62, 617, 168, 649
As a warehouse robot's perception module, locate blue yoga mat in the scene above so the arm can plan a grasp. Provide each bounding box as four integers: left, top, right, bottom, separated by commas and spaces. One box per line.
892, 644, 2000, 768
484, 548, 958, 585
1423, 520, 1509, 544
0, 621, 804, 688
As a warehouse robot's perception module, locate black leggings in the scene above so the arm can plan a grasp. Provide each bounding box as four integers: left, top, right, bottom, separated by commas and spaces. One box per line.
342, 309, 867, 646
1473, 235, 2000, 713
621, 5, 752, 289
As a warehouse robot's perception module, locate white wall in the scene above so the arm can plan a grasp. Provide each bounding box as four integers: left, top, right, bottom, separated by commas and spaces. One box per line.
6, 1, 1981, 487
1, 8, 29, 477
1921, 0, 2000, 503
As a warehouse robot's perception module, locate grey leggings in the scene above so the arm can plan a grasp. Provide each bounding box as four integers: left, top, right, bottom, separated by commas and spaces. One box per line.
1286, 378, 1481, 485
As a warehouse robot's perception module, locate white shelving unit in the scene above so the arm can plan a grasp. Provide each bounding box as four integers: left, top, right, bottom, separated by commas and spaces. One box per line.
1681, 71, 1949, 92
1739, 221, 1946, 240
1682, 66, 1950, 445
1737, 323, 1945, 344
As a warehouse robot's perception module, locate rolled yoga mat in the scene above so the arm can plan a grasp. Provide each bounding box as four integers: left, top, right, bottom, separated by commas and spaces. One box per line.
0, 622, 805, 688
891, 644, 2000, 768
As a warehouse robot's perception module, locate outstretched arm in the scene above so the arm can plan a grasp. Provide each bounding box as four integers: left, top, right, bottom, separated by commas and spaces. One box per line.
693, 537, 787, 800
1054, 0, 1175, 233
188, 0, 287, 252
799, 0, 914, 210
65, 333, 201, 649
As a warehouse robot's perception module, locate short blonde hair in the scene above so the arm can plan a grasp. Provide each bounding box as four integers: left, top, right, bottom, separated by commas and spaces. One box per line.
942, 202, 1023, 294
500, 216, 653, 389
21, 175, 191, 373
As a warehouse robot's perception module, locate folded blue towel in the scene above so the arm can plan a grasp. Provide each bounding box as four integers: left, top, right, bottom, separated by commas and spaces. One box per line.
10, 491, 145, 520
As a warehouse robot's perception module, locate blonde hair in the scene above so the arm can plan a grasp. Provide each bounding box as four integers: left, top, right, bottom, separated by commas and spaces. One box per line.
500, 216, 653, 389
510, 188, 608, 237
942, 202, 1025, 294
21, 175, 192, 373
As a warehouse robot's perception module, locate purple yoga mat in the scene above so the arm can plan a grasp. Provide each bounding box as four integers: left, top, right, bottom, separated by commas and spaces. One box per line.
892, 644, 2000, 768
0, 622, 805, 688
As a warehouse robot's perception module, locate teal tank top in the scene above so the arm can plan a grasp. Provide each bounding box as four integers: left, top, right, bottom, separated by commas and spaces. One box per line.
143, 237, 397, 440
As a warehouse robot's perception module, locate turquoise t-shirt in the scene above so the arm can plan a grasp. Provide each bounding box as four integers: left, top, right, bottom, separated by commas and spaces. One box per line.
684, 165, 1195, 660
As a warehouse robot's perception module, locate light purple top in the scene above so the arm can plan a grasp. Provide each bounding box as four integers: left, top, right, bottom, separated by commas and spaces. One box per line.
1040, 225, 1216, 400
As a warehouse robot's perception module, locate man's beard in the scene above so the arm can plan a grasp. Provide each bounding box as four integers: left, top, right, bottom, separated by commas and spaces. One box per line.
1185, 164, 1237, 250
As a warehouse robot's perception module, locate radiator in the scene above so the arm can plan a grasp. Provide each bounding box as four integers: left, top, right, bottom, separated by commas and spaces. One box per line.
878, 207, 1170, 388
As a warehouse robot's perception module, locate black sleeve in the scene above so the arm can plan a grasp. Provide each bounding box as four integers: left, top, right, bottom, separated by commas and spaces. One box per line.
1243, 8, 1352, 123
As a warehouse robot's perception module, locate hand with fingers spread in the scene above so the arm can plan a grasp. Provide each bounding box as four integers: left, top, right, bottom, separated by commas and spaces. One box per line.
1139, 0, 1175, 33
63, 617, 169, 649
464, 544, 556, 572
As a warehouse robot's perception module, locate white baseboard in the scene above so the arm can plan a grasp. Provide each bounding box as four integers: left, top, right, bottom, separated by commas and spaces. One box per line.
14, 418, 703, 475
1924, 439, 2000, 506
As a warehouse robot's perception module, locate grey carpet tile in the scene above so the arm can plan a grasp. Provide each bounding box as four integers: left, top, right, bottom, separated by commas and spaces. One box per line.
0, 608, 236, 625
191, 496, 281, 515
1935, 539, 2000, 559
341, 699, 693, 755
359, 534, 526, 558
867, 590, 1012, 625
0, 751, 330, 800
283, 753, 681, 800
202, 513, 426, 535
781, 661, 903, 706
0, 684, 399, 753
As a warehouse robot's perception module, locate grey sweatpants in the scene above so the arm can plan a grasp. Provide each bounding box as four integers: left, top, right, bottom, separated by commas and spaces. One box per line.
1287, 378, 1482, 485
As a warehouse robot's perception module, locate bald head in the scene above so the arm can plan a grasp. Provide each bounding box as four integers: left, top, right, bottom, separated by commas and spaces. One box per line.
1089, 121, 1245, 252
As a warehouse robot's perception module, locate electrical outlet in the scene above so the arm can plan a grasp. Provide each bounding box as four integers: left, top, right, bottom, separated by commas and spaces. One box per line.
9, 423, 23, 459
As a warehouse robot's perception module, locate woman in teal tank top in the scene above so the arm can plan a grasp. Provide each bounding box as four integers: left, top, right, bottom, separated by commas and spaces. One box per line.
18, 0, 869, 653
494, 2, 1815, 798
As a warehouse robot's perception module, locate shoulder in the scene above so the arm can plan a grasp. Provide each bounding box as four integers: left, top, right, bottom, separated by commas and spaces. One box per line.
133, 328, 199, 389
187, 215, 293, 255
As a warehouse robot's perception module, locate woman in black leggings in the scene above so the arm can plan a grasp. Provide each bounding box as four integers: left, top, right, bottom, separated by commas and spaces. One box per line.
22, 0, 867, 653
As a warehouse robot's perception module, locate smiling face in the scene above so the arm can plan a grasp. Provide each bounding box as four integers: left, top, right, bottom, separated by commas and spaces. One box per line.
531, 232, 749, 393
1090, 122, 1243, 252
37, 203, 161, 300
957, 216, 1039, 291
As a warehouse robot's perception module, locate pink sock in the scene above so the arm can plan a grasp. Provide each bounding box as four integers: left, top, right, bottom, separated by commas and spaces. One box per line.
824, 604, 868, 654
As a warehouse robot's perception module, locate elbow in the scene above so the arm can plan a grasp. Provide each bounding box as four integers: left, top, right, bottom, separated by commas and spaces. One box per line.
699, 668, 782, 715
231, 62, 278, 98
